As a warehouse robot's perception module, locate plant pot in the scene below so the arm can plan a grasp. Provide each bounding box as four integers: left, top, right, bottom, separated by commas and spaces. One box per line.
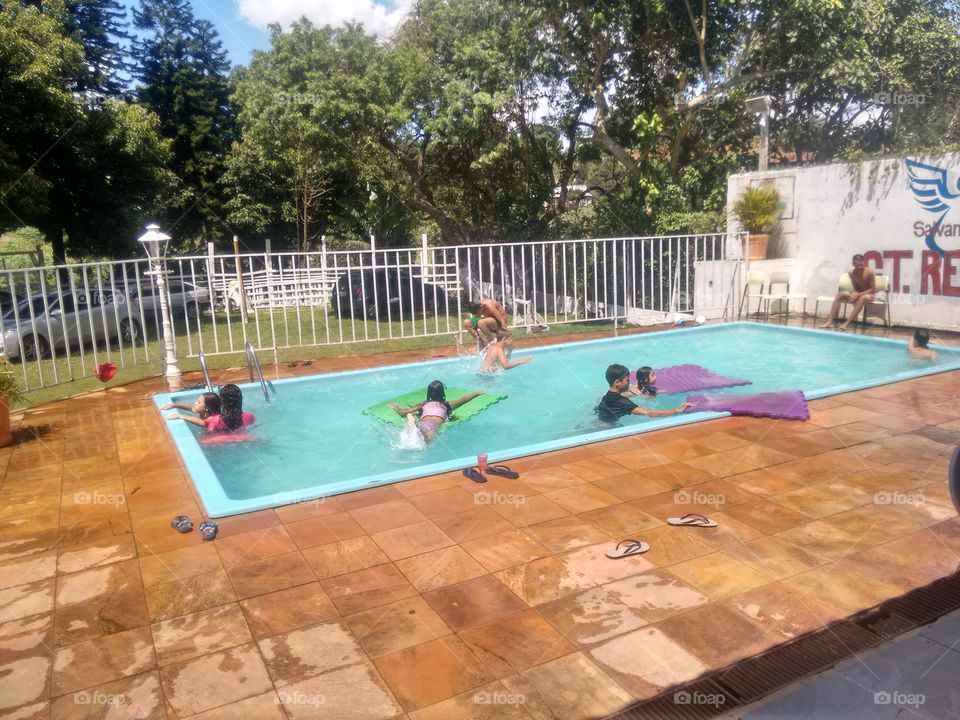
741, 233, 770, 260
0, 393, 10, 448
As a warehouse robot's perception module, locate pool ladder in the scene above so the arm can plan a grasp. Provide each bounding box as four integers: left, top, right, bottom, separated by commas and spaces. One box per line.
245, 342, 271, 405
197, 351, 213, 392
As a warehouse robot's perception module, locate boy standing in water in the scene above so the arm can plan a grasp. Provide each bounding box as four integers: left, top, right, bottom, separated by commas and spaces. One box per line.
597, 364, 689, 422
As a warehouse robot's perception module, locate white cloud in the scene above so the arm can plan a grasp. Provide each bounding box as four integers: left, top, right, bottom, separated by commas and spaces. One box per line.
236, 0, 411, 37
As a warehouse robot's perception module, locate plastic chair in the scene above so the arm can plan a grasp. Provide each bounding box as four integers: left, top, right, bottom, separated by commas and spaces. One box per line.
738, 271, 767, 319
859, 275, 892, 326
815, 273, 854, 321
766, 271, 808, 320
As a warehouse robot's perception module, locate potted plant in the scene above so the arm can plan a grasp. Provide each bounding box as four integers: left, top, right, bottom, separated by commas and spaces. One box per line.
732, 185, 782, 260
0, 356, 22, 447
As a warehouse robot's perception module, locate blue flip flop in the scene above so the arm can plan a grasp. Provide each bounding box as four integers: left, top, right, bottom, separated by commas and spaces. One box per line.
199, 520, 218, 541
462, 467, 487, 483
170, 516, 193, 533
485, 465, 519, 479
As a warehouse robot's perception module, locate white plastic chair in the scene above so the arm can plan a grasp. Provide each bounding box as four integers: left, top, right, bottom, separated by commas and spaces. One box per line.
859, 275, 892, 326
738, 271, 766, 319
815, 273, 854, 321
766, 270, 807, 320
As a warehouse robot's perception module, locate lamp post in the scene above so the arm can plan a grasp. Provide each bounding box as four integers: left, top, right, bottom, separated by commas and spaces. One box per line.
137, 223, 181, 381
745, 95, 773, 171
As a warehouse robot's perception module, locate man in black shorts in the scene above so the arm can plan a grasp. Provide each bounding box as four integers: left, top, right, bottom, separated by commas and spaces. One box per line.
597, 364, 690, 422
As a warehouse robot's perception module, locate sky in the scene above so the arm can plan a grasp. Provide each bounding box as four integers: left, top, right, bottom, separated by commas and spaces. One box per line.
122, 0, 410, 67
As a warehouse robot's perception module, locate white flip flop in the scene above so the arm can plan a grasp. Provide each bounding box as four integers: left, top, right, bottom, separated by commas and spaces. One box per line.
605, 539, 651, 559
667, 513, 718, 528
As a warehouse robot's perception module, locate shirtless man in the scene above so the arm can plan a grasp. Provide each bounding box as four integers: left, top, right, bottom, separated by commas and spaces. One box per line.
463, 298, 507, 346
480, 333, 532, 372
818, 254, 876, 331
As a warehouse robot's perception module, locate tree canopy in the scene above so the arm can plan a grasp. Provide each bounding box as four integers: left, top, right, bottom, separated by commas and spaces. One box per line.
3, 0, 959, 257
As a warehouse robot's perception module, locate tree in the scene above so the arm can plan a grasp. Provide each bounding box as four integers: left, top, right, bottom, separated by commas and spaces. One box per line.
226, 21, 378, 250
64, 0, 131, 97
0, 1, 173, 264
131, 0, 234, 243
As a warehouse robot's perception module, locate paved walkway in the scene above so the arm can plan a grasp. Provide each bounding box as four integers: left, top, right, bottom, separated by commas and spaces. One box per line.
735, 608, 960, 719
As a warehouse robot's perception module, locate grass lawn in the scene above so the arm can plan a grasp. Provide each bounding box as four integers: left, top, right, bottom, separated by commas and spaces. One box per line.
16, 307, 619, 407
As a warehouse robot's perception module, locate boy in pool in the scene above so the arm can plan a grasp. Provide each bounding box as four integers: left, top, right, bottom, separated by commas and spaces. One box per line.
908, 328, 938, 362
480, 332, 533, 372
597, 364, 689, 422
463, 298, 507, 347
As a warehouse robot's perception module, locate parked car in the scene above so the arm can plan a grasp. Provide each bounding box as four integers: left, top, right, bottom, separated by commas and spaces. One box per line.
1, 290, 141, 361
126, 278, 211, 321
334, 269, 444, 319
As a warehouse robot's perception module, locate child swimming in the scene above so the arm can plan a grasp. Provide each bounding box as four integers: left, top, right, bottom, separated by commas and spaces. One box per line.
624, 366, 658, 396
908, 328, 938, 362
480, 333, 533, 372
165, 384, 255, 433
388, 380, 484, 442
161, 391, 221, 420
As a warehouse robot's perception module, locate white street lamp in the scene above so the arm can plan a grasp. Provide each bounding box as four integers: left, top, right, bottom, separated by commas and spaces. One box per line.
137, 223, 181, 380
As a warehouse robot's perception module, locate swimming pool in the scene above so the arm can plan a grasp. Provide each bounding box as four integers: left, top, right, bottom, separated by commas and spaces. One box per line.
155, 322, 960, 517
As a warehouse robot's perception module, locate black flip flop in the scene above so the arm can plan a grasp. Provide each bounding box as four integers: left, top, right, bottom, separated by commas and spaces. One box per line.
485, 465, 519, 479
462, 467, 487, 483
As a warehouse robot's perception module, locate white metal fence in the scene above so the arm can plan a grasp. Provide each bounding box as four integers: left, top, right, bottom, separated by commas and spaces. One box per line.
0, 233, 745, 391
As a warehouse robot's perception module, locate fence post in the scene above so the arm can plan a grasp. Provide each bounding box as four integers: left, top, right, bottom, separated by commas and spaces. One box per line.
421, 233, 429, 280
233, 235, 248, 327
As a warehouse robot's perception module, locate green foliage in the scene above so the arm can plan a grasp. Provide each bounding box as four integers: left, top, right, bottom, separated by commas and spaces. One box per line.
732, 185, 783, 234
132, 0, 234, 243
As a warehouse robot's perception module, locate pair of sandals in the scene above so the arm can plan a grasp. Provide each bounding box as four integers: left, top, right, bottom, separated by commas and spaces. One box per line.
606, 513, 718, 559
287, 360, 313, 367
171, 515, 218, 541
462, 465, 519, 483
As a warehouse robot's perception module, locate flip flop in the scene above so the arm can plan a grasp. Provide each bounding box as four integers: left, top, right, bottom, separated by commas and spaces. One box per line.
667, 513, 718, 528
606, 539, 650, 559
287, 361, 298, 368
462, 467, 487, 483
485, 465, 519, 479
301, 360, 313, 366
199, 520, 218, 541
170, 515, 193, 533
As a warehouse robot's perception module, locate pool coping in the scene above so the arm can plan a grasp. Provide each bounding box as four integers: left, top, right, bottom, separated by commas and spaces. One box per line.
153, 321, 960, 517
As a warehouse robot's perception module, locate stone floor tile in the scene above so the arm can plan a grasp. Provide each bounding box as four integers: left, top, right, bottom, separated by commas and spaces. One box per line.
408, 681, 533, 720
52, 626, 156, 697
143, 567, 236, 623
224, 550, 315, 600
725, 581, 845, 642
460, 530, 550, 573
667, 552, 775, 599
430, 507, 515, 544
138, 543, 221, 587
459, 609, 576, 677
151, 602, 252, 666
258, 620, 365, 686
213, 524, 298, 567
345, 595, 451, 658
524, 516, 610, 553
538, 587, 648, 647
53, 560, 148, 647
602, 568, 712, 623
300, 536, 389, 580
370, 521, 455, 561
374, 636, 494, 712
48, 671, 165, 720
394, 545, 486, 593
158, 642, 272, 716
319, 563, 417, 615
423, 575, 527, 632
277, 661, 402, 720
240, 582, 339, 639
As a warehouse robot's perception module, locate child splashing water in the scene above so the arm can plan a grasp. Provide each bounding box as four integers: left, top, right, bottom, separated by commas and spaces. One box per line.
388, 380, 484, 443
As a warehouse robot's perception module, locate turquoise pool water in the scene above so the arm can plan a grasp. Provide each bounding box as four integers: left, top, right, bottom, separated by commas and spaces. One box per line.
155, 323, 960, 517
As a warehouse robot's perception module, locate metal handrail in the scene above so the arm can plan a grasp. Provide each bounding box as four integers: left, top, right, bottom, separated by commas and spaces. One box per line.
245, 341, 270, 404
197, 351, 213, 392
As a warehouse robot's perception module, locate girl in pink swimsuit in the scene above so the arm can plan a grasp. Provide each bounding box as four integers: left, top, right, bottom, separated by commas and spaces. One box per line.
387, 380, 484, 442
164, 384, 255, 434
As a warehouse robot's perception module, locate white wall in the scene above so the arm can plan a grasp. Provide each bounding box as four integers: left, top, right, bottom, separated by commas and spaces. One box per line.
727, 153, 960, 329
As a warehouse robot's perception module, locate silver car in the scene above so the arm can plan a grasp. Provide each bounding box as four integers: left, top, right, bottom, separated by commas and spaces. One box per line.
1, 290, 141, 361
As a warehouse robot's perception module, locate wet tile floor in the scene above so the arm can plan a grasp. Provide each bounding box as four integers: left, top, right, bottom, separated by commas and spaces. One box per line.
1, 323, 959, 719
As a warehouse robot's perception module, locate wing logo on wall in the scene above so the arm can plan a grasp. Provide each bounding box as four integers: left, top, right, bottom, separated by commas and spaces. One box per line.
906, 158, 960, 255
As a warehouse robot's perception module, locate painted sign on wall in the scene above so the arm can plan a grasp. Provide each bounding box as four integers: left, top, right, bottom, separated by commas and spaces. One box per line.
728, 152, 960, 329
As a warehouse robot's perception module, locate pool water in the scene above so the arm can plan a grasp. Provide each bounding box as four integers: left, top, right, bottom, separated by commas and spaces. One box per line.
155, 323, 960, 517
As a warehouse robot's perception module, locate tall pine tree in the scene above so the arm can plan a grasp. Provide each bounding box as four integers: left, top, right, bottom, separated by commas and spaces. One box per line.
131, 0, 234, 243
64, 0, 130, 97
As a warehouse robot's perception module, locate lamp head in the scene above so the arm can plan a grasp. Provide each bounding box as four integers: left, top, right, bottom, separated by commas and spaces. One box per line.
137, 223, 171, 261
745, 95, 772, 115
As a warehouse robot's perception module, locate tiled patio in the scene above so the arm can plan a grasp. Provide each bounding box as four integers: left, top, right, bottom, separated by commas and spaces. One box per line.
2, 325, 959, 719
